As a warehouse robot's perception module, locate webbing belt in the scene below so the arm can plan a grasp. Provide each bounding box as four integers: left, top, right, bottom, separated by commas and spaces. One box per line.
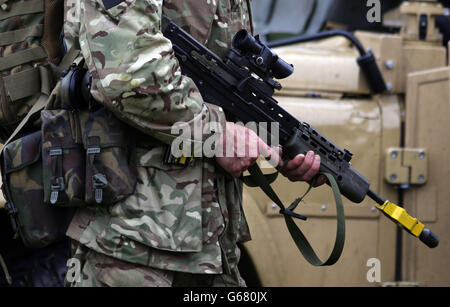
2, 65, 54, 101
0, 24, 43, 46
0, 46, 47, 71
0, 0, 44, 21
246, 163, 346, 266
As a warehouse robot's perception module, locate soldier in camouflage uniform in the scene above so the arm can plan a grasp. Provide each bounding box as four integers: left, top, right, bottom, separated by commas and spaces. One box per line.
63, 0, 325, 287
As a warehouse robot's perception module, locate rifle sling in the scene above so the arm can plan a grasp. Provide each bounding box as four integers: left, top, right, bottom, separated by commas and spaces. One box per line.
246, 163, 346, 266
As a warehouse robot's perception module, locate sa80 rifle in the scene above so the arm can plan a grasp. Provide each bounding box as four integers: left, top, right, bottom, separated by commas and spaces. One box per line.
162, 19, 439, 265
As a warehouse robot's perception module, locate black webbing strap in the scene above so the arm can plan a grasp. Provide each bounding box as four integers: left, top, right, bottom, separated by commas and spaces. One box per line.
241, 170, 279, 187
49, 146, 65, 205
86, 137, 107, 204
246, 163, 346, 266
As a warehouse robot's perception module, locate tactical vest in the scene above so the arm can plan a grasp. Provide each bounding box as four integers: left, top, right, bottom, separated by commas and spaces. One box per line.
0, 0, 64, 142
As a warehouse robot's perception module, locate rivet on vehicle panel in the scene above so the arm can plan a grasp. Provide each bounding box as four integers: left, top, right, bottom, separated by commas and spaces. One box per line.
385, 60, 394, 70
419, 152, 426, 159
386, 83, 393, 91
271, 204, 277, 210
390, 174, 397, 181
371, 206, 377, 213
418, 175, 425, 182
321, 205, 327, 212
390, 151, 398, 159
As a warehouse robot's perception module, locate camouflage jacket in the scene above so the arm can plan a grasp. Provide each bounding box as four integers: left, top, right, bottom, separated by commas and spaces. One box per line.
64, 0, 253, 274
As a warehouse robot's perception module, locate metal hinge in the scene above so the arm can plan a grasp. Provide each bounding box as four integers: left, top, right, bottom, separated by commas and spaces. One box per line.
385, 147, 428, 186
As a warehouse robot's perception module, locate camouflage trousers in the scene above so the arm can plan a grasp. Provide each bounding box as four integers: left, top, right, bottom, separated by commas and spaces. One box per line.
66, 242, 246, 287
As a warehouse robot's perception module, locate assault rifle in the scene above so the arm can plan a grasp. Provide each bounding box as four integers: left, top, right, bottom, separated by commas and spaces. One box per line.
162, 19, 439, 262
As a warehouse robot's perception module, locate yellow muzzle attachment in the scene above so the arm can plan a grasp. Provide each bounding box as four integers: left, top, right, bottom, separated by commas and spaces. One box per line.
376, 201, 425, 237
376, 200, 438, 248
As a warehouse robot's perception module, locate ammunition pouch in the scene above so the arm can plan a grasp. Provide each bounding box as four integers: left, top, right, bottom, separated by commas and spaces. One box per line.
83, 107, 137, 205
1, 106, 138, 248
1, 72, 138, 250
41, 106, 137, 207
1, 131, 75, 249
41, 109, 85, 207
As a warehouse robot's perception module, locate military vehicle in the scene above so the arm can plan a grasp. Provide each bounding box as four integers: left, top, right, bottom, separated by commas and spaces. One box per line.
239, 0, 450, 287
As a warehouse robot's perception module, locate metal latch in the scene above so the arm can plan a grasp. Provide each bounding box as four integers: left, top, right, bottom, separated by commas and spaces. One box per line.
385, 147, 428, 185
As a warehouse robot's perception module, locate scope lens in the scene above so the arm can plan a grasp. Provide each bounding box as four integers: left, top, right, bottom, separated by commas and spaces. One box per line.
272, 58, 294, 79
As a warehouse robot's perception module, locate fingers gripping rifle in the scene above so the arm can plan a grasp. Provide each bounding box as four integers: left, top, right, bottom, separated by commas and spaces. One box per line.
162, 19, 439, 265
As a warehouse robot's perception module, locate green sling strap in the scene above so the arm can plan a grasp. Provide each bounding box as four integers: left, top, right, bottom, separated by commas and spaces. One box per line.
246, 163, 346, 266
2, 93, 48, 147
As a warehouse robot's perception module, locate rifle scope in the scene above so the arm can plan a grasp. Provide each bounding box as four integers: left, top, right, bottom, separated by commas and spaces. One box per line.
232, 29, 294, 80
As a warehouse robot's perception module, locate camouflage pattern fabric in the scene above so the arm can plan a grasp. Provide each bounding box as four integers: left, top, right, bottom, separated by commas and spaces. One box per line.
0, 0, 44, 141
41, 109, 85, 207
68, 240, 245, 287
0, 0, 61, 142
64, 0, 253, 285
64, 0, 227, 146
2, 131, 74, 248
82, 107, 137, 205
42, 106, 137, 207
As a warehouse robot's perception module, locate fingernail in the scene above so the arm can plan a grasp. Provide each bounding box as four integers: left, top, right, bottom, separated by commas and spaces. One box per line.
297, 154, 305, 162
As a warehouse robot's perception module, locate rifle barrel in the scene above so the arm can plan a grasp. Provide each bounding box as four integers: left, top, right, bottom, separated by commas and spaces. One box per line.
367, 189, 385, 205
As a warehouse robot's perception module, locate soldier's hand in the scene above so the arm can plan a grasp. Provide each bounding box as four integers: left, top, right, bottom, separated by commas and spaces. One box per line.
215, 122, 270, 178
215, 122, 326, 187
279, 151, 327, 187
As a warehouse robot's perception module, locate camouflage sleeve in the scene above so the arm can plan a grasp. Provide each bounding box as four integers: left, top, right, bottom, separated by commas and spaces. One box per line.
65, 0, 225, 145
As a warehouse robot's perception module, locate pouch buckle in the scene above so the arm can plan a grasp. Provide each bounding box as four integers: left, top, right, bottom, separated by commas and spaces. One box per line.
49, 147, 65, 205
50, 177, 65, 204
92, 173, 108, 204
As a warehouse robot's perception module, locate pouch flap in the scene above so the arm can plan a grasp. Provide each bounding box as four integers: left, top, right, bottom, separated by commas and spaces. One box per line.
83, 107, 132, 149
3, 131, 41, 174
41, 110, 79, 147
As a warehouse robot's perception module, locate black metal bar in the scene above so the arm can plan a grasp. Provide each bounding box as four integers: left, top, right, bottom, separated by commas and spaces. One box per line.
367, 189, 385, 205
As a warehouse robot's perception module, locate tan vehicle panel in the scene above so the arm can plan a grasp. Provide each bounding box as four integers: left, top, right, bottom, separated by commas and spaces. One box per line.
243, 95, 401, 286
